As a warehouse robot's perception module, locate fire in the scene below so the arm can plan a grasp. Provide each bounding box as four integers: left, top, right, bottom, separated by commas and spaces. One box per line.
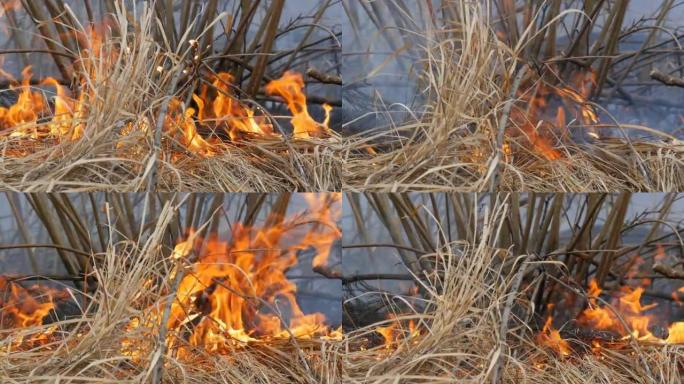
507, 69, 600, 161
159, 71, 332, 155
41, 77, 85, 140
0, 12, 333, 157
2, 194, 342, 357
665, 322, 684, 344
374, 315, 422, 350
0, 67, 332, 154
265, 71, 332, 139
0, 276, 72, 349
0, 66, 45, 138
536, 305, 572, 357
537, 279, 684, 355
578, 281, 666, 341
151, 193, 342, 354
375, 323, 396, 349
0, 276, 56, 329
166, 98, 217, 157
194, 72, 273, 141
303, 193, 342, 270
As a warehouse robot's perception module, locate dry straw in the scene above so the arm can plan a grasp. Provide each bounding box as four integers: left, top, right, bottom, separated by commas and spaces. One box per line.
343, 193, 683, 383
342, 0, 684, 192
0, 1, 343, 192
0, 193, 343, 383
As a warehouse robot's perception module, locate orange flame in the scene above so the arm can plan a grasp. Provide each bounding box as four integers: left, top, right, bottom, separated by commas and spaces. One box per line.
0, 66, 45, 138
537, 315, 572, 357
373, 315, 422, 350
2, 195, 342, 356
538, 278, 684, 355
165, 98, 217, 156
508, 69, 600, 160
0, 16, 333, 156
577, 280, 664, 340
536, 304, 571, 356
0, 276, 56, 329
0, 276, 71, 349
195, 72, 274, 141
41, 77, 84, 140
265, 71, 331, 139
375, 323, 396, 349
158, 193, 341, 354
1, 66, 332, 155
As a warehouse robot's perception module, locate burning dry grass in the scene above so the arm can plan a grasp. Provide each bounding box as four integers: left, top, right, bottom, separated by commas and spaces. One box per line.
155, 137, 344, 192
343, 197, 684, 383
343, 1, 684, 192
0, 245, 341, 383
0, 2, 343, 192
0, 134, 345, 192
0, 195, 343, 383
499, 140, 684, 192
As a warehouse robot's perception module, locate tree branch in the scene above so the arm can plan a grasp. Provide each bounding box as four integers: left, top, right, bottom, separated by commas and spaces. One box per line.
650, 69, 684, 88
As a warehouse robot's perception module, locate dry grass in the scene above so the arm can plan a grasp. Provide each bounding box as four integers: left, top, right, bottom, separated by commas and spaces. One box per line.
500, 140, 684, 192
0, 4, 158, 191
341, 2, 502, 192
342, 1, 684, 192
0, 197, 343, 383
156, 137, 345, 192
0, 1, 343, 192
0, 130, 346, 192
343, 198, 684, 383
2, 1, 682, 192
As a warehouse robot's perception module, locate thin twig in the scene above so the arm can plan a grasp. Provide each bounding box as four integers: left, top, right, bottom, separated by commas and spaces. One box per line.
146, 58, 187, 191
650, 69, 684, 88
653, 263, 684, 279
307, 67, 343, 85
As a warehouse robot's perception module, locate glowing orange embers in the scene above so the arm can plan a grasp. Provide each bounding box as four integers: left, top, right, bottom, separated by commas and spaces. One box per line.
508, 69, 600, 161
149, 193, 342, 355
